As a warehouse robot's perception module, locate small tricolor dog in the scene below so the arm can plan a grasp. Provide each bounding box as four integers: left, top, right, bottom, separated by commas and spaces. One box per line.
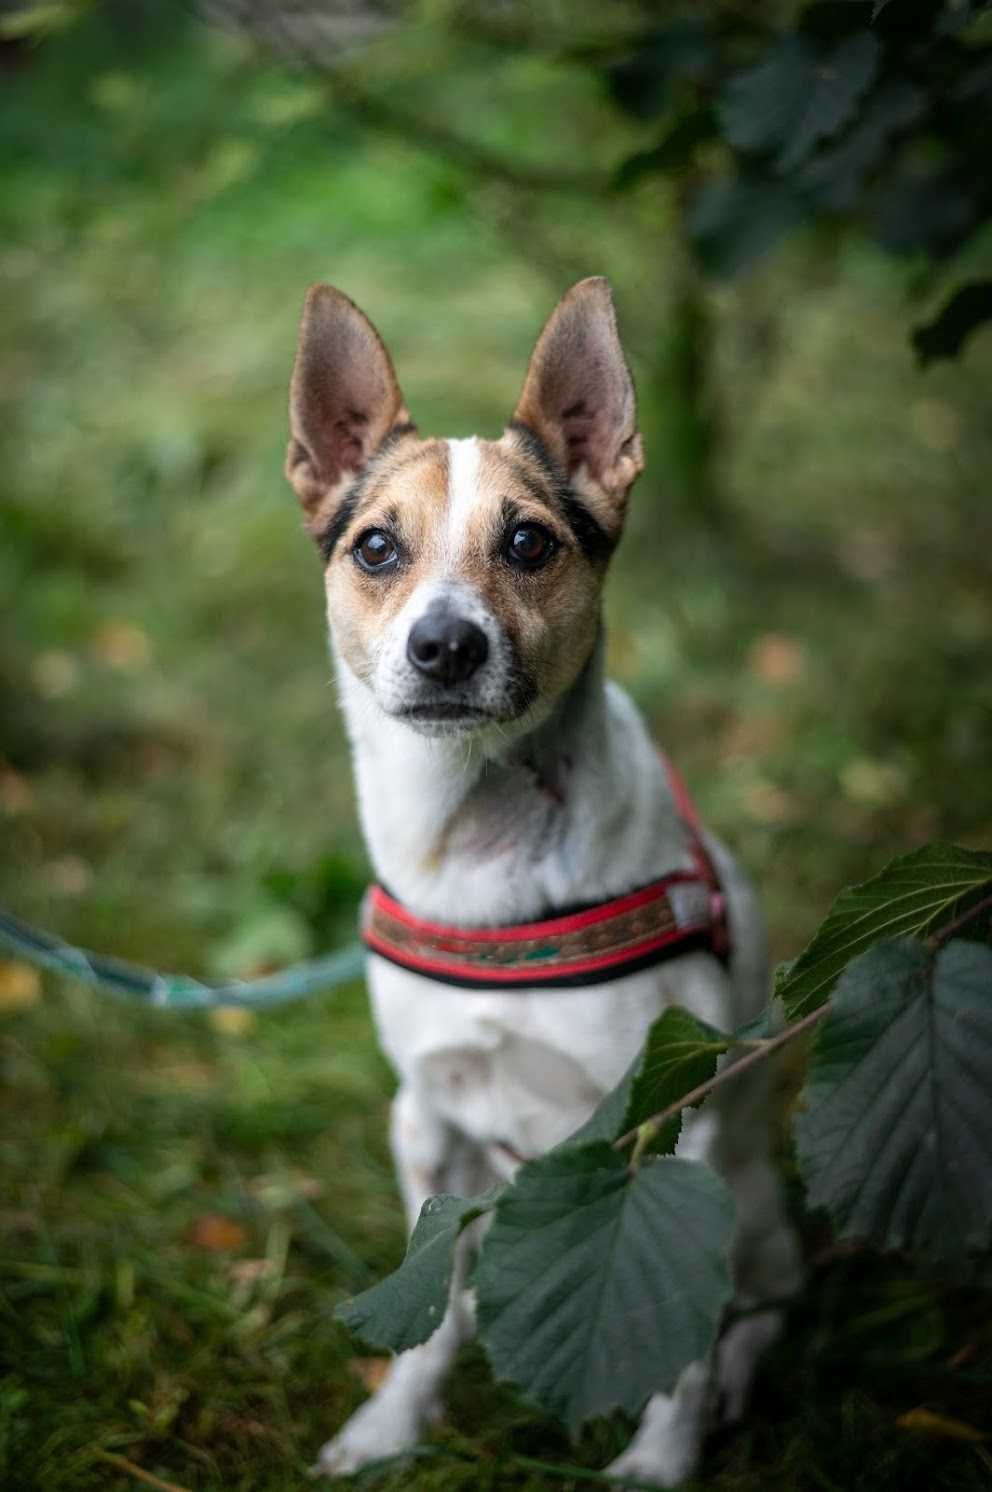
286, 278, 801, 1485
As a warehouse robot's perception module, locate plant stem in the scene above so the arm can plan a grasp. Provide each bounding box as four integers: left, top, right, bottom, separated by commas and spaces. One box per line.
93, 1451, 191, 1492
929, 888, 992, 948
613, 1003, 830, 1153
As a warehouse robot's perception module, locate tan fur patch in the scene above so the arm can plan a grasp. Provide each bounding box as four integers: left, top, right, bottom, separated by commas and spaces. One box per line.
325, 438, 448, 681
326, 432, 601, 707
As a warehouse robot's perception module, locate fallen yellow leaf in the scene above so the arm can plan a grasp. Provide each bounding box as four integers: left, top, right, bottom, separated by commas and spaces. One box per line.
90, 620, 151, 670
896, 1408, 986, 1442
208, 1005, 256, 1037
747, 633, 805, 686
188, 1214, 249, 1253
0, 962, 41, 1012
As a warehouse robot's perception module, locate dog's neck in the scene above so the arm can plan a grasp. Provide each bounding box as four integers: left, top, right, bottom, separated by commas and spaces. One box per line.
336, 639, 689, 926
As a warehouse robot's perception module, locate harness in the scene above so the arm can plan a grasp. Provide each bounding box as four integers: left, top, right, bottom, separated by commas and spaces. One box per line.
362, 755, 730, 989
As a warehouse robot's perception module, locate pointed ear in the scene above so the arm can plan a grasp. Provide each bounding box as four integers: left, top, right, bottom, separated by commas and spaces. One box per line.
286, 284, 412, 536
512, 277, 643, 533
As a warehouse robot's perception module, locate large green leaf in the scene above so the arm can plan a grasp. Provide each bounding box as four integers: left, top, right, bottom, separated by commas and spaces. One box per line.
689, 172, 807, 278
606, 18, 715, 121
795, 78, 924, 211
567, 1007, 729, 1154
776, 844, 992, 1019
718, 32, 879, 172
336, 1190, 496, 1352
475, 1144, 734, 1430
795, 937, 992, 1260
873, 165, 983, 259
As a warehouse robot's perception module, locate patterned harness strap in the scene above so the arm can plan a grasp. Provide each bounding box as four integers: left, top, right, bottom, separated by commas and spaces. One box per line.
361, 754, 730, 989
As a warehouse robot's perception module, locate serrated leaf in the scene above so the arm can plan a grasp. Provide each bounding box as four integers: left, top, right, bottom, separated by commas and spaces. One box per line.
873, 167, 983, 259
795, 937, 992, 1260
795, 78, 925, 210
776, 843, 992, 1020
475, 1144, 734, 1430
690, 172, 807, 278
718, 32, 879, 172
607, 19, 714, 121
624, 1008, 729, 1150
912, 279, 992, 365
567, 1007, 729, 1153
336, 1190, 496, 1351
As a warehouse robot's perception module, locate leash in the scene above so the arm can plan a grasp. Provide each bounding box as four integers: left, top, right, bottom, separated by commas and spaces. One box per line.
0, 903, 365, 1011
0, 757, 725, 1007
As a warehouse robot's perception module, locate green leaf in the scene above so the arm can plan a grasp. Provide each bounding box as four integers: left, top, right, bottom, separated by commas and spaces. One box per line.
912, 280, 992, 365
795, 78, 925, 211
607, 19, 714, 121
475, 1144, 734, 1430
776, 843, 992, 1020
873, 167, 983, 259
336, 1191, 496, 1352
718, 32, 879, 172
795, 937, 992, 1259
567, 1007, 729, 1153
615, 111, 716, 191
690, 172, 807, 278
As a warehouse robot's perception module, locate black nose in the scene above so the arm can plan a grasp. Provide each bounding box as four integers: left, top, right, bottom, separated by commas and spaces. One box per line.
407, 613, 489, 686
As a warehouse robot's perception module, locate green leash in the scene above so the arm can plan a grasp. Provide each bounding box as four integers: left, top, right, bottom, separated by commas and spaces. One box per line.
0, 904, 365, 1010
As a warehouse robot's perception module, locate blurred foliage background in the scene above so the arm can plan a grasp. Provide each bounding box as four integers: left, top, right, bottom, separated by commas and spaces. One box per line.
1, 1, 991, 1489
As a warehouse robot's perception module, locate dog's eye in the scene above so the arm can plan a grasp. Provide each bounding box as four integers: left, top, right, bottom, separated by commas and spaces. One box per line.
504, 523, 557, 571
354, 529, 399, 573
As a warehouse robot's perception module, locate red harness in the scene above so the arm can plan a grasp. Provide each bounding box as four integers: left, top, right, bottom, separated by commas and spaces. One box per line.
361, 754, 729, 990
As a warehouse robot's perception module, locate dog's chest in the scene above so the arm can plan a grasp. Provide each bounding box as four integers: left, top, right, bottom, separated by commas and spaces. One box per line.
368, 951, 726, 1159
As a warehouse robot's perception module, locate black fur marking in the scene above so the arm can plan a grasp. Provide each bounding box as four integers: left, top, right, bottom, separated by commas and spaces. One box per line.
558, 489, 614, 565
319, 488, 361, 563
507, 419, 564, 486
508, 420, 614, 565
317, 422, 418, 563
377, 420, 418, 455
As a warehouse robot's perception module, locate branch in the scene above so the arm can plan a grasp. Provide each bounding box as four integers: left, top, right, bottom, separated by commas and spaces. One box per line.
616, 883, 992, 1160
614, 1003, 830, 1157
929, 889, 992, 949
93, 1452, 192, 1492
325, 74, 611, 196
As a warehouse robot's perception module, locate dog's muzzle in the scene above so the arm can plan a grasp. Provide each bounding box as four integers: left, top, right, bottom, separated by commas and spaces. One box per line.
406, 613, 489, 687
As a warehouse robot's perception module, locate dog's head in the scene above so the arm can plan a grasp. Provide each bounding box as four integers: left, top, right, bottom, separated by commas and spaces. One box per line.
286, 278, 643, 737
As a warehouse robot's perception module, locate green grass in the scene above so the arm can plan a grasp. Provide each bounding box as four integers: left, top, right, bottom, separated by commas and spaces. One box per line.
2, 7, 991, 1490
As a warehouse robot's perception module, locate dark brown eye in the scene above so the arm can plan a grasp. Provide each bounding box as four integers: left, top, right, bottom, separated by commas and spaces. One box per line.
354, 529, 399, 573
505, 523, 556, 571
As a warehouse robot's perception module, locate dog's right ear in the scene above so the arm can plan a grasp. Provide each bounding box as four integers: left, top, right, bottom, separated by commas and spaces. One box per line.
287, 284, 412, 538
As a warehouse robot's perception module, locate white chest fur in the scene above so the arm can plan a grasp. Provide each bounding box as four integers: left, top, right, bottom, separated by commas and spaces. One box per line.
337, 653, 766, 1160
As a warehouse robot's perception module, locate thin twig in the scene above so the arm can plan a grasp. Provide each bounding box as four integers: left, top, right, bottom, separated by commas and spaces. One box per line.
323, 75, 611, 196
613, 1003, 830, 1152
929, 888, 992, 949
93, 1450, 192, 1492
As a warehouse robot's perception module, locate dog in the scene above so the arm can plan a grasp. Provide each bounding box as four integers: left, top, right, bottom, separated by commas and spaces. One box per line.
285, 277, 802, 1487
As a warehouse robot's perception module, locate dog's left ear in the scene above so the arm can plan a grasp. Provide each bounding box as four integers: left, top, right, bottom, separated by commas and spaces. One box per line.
287, 284, 412, 538
512, 277, 643, 534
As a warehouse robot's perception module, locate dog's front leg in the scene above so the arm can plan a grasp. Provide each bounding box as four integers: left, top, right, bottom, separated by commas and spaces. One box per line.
604, 1361, 712, 1490
313, 1086, 485, 1480
312, 1269, 472, 1479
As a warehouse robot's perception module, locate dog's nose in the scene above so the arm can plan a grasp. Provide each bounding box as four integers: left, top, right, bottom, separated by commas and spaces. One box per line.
407, 614, 488, 686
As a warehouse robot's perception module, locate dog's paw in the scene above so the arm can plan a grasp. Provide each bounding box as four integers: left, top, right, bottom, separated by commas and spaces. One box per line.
604, 1441, 698, 1491
310, 1396, 438, 1480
